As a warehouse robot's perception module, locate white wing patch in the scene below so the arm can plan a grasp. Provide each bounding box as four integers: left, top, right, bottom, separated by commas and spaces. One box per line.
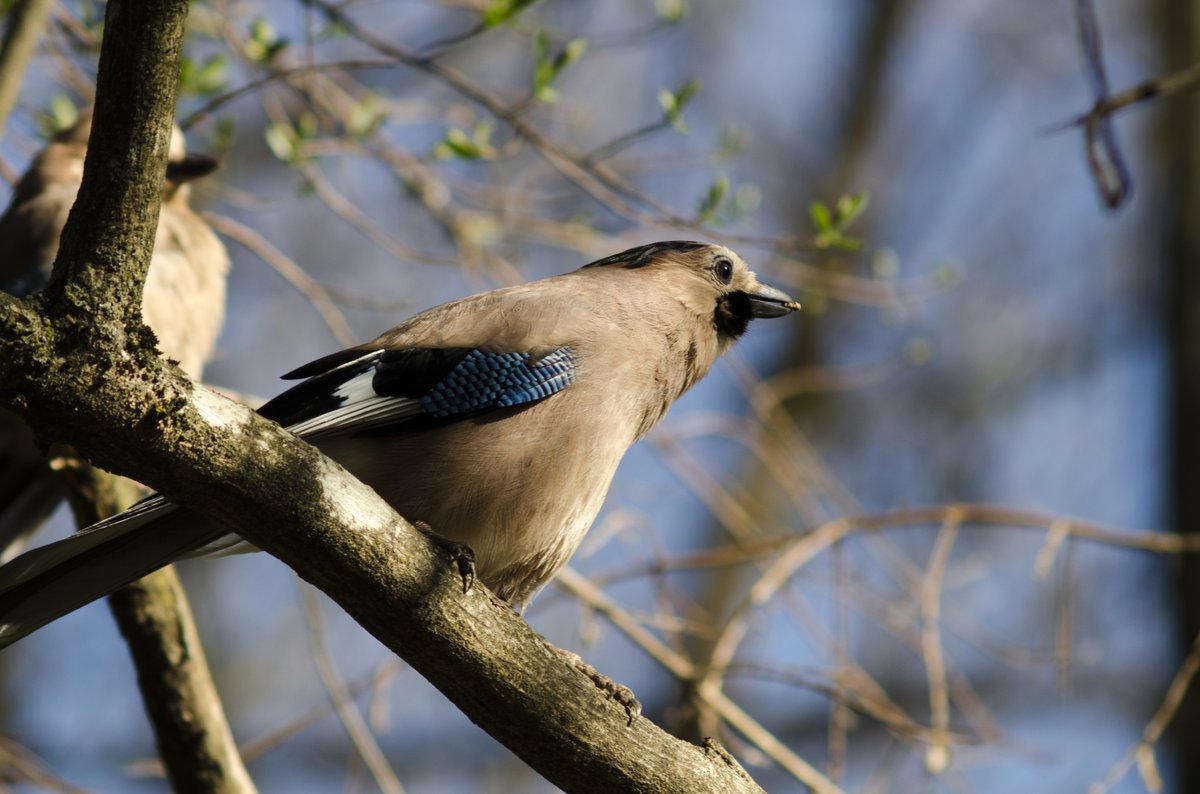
286, 366, 422, 439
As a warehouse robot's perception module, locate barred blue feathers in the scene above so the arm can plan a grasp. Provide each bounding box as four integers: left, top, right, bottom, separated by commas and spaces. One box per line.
420, 348, 577, 417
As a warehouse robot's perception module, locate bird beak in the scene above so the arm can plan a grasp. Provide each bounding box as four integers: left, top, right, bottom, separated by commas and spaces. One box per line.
745, 283, 799, 318
165, 153, 220, 184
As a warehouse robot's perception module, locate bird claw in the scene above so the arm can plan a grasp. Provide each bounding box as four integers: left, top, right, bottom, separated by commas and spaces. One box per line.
554, 647, 641, 725
413, 520, 476, 594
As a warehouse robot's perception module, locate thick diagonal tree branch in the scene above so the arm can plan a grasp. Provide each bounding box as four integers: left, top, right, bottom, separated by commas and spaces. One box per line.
0, 3, 773, 792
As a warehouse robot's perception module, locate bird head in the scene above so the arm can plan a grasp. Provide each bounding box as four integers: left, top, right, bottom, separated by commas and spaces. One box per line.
583, 240, 798, 343
163, 126, 219, 202
42, 108, 219, 201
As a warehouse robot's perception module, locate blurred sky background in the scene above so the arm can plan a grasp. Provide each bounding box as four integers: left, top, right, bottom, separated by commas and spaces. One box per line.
0, 0, 1192, 792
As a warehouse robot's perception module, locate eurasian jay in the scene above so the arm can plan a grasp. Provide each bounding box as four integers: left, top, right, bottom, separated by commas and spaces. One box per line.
0, 241, 796, 647
0, 110, 229, 563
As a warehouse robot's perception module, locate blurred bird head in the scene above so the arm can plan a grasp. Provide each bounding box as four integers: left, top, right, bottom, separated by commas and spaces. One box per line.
163, 125, 219, 201
46, 108, 219, 202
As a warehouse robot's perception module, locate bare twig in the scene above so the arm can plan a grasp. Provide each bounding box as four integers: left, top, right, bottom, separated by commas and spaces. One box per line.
0, 736, 89, 793
1088, 629, 1200, 793
0, 0, 56, 144
301, 586, 406, 794
1066, 61, 1200, 126
691, 503, 1200, 765
236, 660, 402, 762
205, 213, 358, 347
919, 509, 961, 774
1053, 531, 1076, 697
179, 59, 397, 130
555, 567, 846, 794
1065, 0, 1132, 208
307, 0, 696, 229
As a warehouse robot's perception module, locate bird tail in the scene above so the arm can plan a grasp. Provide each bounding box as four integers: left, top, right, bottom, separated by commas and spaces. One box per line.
0, 410, 65, 564
0, 497, 225, 649
0, 466, 62, 565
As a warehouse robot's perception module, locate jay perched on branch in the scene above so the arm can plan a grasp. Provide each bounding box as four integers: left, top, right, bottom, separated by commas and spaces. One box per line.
0, 241, 796, 647
0, 109, 229, 564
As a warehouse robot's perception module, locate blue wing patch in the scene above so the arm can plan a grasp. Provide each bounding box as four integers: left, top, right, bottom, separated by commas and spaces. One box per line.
419, 347, 578, 418
259, 345, 578, 438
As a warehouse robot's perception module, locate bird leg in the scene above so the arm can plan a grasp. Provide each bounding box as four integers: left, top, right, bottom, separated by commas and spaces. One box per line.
412, 520, 475, 594
552, 646, 641, 725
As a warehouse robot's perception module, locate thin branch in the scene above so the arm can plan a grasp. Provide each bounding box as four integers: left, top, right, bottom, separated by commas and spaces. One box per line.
583, 117, 675, 165
1067, 0, 1132, 207
1054, 537, 1076, 696
693, 503, 1200, 750
723, 661, 973, 746
586, 501, 1200, 591
205, 213, 358, 347
178, 59, 396, 131
1070, 61, 1200, 124
301, 586, 406, 794
919, 509, 960, 775
236, 661, 401, 761
827, 540, 850, 784
1088, 629, 1200, 793
0, 0, 56, 145
0, 736, 89, 793
555, 567, 845, 794
307, 0, 695, 229
296, 158, 444, 273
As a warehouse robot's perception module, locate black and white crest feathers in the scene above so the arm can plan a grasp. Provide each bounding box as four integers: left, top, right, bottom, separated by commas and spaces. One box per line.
581, 240, 709, 270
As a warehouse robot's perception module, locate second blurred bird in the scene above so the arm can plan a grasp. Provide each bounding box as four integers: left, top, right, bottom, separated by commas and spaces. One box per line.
0, 108, 230, 562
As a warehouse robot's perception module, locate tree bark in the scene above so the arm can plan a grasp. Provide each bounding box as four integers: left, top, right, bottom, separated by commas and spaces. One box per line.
1163, 2, 1200, 789
5, 3, 258, 792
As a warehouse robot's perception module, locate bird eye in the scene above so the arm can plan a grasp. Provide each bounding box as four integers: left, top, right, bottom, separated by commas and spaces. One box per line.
713, 256, 734, 284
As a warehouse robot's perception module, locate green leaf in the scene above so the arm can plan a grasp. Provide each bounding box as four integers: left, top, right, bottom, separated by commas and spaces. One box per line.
835, 192, 869, 227
563, 37, 588, 64
655, 0, 689, 22
347, 95, 384, 139
246, 18, 289, 63
434, 122, 496, 160
659, 78, 698, 131
264, 118, 314, 164
697, 177, 728, 223
47, 95, 78, 134
264, 123, 298, 163
532, 30, 554, 100
212, 117, 236, 156
196, 54, 229, 94
717, 124, 749, 160
532, 32, 587, 104
810, 191, 870, 251
483, 0, 539, 27
810, 201, 833, 232
180, 53, 229, 97
931, 261, 960, 289
903, 337, 934, 365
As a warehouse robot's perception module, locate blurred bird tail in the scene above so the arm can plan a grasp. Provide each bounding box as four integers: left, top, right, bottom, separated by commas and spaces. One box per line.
0, 465, 62, 565
0, 409, 66, 564
0, 498, 224, 649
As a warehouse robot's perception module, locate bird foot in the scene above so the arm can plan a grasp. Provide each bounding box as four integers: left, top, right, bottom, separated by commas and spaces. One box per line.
412, 520, 475, 594
553, 647, 641, 725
